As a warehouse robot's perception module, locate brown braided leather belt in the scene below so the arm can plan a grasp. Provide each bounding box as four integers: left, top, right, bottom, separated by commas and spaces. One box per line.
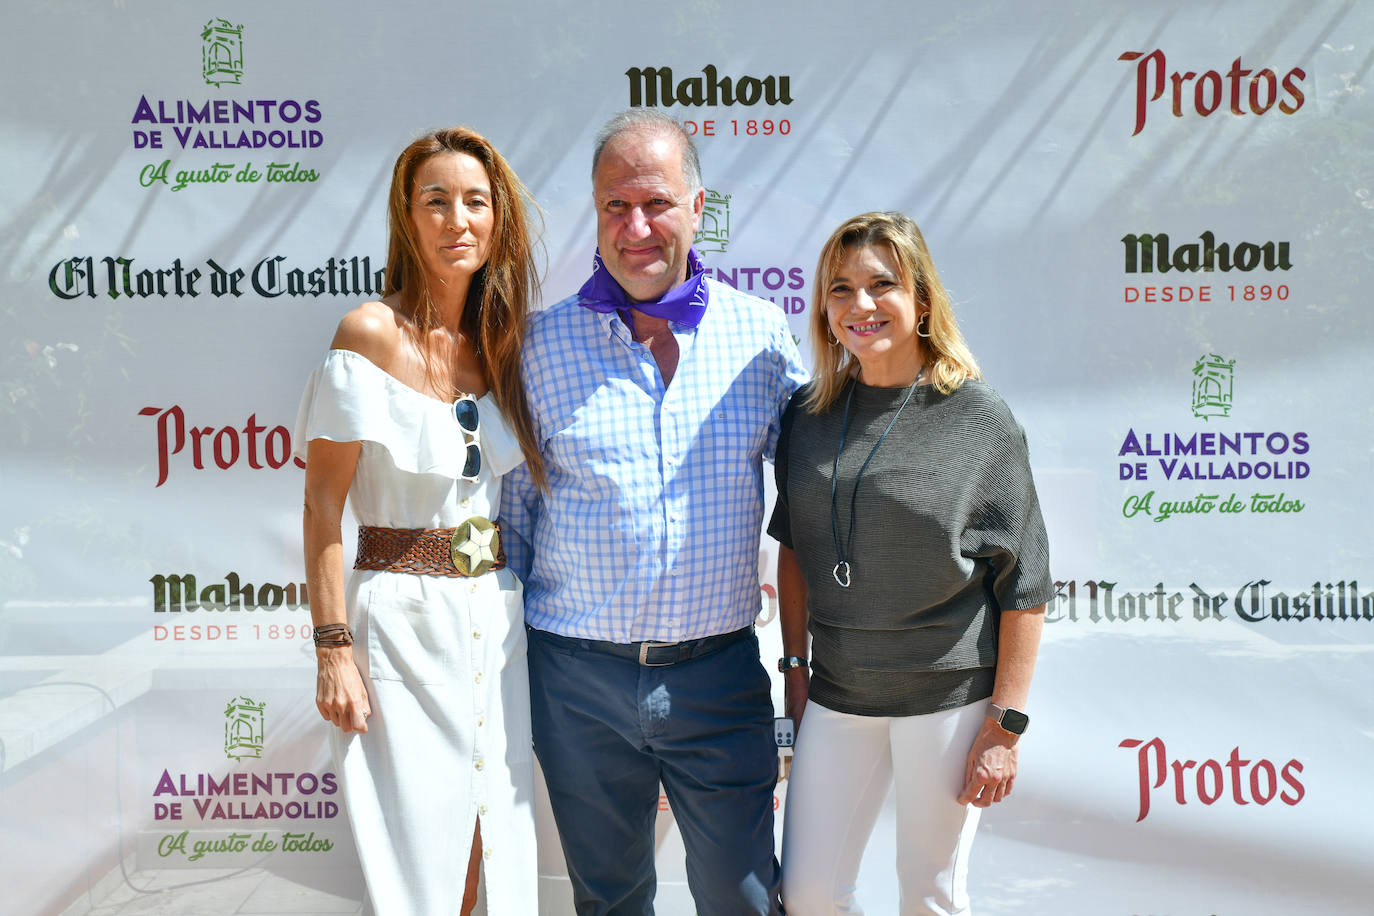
355, 519, 506, 578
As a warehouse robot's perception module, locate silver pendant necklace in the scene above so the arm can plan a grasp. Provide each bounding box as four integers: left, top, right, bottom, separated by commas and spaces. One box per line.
829, 367, 924, 588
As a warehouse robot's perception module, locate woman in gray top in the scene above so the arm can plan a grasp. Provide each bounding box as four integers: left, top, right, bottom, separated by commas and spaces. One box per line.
770, 211, 1053, 915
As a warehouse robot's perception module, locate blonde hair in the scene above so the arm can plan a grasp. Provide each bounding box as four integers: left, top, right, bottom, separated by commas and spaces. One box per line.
383, 126, 546, 490
805, 211, 981, 413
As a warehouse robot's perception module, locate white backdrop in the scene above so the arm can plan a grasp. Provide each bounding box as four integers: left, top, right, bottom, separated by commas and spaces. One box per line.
3, 1, 1372, 913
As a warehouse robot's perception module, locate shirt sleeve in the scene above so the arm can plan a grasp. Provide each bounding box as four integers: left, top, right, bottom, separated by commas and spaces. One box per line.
497, 460, 541, 582
496, 344, 547, 583
961, 403, 1054, 612
762, 317, 809, 464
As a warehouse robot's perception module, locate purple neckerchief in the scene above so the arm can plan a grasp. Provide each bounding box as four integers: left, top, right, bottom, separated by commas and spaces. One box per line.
576, 247, 709, 331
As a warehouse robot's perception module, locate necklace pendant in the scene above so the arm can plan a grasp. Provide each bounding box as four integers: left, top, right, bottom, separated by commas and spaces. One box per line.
832, 561, 851, 589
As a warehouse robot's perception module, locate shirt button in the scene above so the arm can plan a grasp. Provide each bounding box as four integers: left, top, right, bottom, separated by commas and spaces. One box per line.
461, 496, 472, 507
475, 758, 484, 771
470, 582, 478, 593
473, 630, 482, 639
474, 672, 483, 683
477, 715, 485, 727
483, 847, 493, 861
479, 804, 488, 816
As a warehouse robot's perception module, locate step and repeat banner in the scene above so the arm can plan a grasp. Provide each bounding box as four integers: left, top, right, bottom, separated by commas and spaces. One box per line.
2, 1, 1371, 913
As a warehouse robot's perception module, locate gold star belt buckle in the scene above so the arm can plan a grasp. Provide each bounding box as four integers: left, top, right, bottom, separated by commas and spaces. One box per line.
450, 516, 500, 577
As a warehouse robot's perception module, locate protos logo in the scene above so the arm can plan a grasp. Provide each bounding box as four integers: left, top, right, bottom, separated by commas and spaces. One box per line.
139, 405, 305, 488
1119, 50, 1305, 136
1119, 737, 1304, 822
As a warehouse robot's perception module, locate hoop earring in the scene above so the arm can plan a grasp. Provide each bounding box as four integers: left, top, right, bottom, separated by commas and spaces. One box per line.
916, 313, 931, 338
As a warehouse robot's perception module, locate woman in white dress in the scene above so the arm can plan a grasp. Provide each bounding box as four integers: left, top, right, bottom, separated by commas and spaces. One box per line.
296, 127, 546, 915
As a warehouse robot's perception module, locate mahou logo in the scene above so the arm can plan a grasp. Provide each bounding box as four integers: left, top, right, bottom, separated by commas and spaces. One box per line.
626, 65, 793, 108
1118, 50, 1306, 135
1119, 737, 1304, 822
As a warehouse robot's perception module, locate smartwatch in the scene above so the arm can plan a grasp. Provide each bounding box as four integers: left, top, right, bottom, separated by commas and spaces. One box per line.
778, 656, 809, 673
987, 703, 1029, 736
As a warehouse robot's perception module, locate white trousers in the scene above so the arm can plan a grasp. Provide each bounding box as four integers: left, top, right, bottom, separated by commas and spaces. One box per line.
780, 699, 987, 916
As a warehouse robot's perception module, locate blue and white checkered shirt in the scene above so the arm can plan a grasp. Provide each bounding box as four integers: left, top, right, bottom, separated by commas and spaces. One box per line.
500, 279, 806, 642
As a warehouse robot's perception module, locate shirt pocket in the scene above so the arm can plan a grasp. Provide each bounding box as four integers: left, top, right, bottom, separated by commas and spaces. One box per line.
362, 591, 461, 685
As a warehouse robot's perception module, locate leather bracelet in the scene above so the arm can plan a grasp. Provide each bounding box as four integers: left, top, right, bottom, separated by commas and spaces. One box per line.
313, 623, 354, 648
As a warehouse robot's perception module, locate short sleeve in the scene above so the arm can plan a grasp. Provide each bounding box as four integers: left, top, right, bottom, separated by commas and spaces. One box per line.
961, 404, 1054, 612
762, 318, 808, 463
766, 390, 803, 549
293, 350, 377, 459
292, 349, 485, 479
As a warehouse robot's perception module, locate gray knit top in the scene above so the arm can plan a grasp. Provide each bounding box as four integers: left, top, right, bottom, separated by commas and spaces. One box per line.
768, 378, 1053, 717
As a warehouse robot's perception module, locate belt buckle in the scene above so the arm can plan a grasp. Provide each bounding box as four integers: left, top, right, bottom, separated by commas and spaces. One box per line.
450, 516, 499, 577
638, 640, 679, 666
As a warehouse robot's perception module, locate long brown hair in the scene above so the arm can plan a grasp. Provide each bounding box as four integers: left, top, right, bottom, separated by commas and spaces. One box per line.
383, 127, 546, 489
805, 211, 981, 413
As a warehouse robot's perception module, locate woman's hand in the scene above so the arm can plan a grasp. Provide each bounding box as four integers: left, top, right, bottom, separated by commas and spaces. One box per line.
957, 717, 1018, 807
959, 605, 1044, 806
316, 646, 371, 733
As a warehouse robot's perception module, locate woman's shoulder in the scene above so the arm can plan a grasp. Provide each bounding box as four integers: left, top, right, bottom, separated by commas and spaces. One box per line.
329, 298, 404, 366
939, 378, 1024, 441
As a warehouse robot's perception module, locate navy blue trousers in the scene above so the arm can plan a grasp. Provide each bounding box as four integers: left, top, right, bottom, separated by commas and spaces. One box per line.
528, 627, 782, 915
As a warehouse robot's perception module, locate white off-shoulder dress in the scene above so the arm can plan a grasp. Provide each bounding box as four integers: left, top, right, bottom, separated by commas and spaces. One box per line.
294, 348, 536, 915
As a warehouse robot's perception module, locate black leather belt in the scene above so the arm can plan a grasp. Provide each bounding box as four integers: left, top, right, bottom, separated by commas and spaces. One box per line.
537, 626, 754, 667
